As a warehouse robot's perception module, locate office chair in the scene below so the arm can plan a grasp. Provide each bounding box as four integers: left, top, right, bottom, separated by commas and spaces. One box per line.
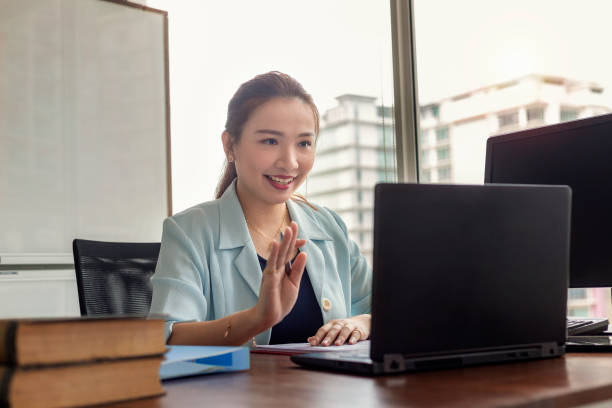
72, 239, 161, 316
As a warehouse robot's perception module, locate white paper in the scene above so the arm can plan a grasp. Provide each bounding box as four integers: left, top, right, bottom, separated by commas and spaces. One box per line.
253, 340, 370, 353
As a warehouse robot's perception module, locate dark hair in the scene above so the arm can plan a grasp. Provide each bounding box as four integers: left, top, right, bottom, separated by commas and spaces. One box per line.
215, 71, 320, 199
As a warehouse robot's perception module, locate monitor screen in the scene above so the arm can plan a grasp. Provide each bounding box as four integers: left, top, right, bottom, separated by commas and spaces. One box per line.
484, 113, 612, 288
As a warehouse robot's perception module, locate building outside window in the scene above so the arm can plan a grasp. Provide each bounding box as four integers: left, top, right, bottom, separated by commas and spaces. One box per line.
436, 126, 449, 142
308, 94, 396, 263
561, 107, 579, 122
498, 111, 519, 128
437, 166, 451, 181
146, 0, 612, 319
420, 149, 430, 165
147, 1, 396, 266
419, 130, 430, 147
431, 104, 440, 118
413, 0, 612, 318
526, 106, 545, 123
436, 146, 450, 161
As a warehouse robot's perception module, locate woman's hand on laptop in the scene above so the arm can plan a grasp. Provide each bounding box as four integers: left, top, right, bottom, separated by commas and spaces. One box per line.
308, 314, 371, 346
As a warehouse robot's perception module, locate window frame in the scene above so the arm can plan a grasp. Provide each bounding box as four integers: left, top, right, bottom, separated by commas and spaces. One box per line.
390, 0, 419, 182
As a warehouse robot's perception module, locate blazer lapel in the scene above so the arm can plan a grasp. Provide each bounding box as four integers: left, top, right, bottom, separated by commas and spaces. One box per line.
218, 181, 261, 298
233, 244, 261, 297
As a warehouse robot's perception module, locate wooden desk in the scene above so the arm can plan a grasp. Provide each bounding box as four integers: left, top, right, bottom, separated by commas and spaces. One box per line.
118, 353, 612, 407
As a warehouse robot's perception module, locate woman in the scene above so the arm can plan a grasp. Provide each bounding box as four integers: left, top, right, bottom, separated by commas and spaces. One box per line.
150, 71, 371, 347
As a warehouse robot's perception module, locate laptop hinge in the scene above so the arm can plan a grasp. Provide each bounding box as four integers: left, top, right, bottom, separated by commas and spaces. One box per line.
383, 354, 406, 373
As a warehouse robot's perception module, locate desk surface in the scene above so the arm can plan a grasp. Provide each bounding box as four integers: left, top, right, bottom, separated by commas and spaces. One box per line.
118, 352, 612, 408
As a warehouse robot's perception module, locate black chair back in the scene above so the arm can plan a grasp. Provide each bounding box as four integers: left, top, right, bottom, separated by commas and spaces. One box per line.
72, 239, 161, 316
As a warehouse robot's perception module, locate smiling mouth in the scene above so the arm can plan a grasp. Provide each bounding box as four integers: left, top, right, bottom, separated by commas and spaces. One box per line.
266, 175, 295, 185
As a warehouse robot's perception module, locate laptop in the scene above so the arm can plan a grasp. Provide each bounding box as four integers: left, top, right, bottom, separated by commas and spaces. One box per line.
291, 183, 571, 375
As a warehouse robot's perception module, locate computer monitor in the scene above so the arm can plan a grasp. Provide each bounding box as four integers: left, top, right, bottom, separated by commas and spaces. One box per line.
484, 113, 612, 288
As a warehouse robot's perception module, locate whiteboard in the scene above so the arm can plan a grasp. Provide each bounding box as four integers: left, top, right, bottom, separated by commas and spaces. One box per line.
0, 0, 170, 264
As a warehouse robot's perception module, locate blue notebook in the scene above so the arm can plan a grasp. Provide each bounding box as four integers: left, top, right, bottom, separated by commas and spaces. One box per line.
160, 345, 250, 380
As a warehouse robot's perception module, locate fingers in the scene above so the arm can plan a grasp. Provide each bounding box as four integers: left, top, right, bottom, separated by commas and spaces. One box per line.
348, 329, 362, 345
264, 222, 304, 278
284, 221, 300, 257
263, 241, 279, 275
308, 319, 365, 346
288, 222, 298, 259
334, 325, 358, 346
285, 222, 305, 252
309, 320, 348, 346
286, 252, 307, 286
276, 225, 293, 270
321, 323, 343, 346
286, 222, 305, 250
308, 322, 334, 346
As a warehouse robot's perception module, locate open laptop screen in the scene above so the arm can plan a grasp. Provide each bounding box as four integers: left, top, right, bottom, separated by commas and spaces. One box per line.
371, 184, 570, 361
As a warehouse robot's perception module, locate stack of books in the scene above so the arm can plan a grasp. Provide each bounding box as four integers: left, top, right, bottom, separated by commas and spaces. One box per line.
0, 316, 166, 408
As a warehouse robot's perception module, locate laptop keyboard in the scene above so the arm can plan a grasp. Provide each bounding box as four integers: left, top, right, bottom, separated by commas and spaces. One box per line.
567, 317, 609, 335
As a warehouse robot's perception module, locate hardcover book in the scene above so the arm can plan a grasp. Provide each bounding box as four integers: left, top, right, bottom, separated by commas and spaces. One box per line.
0, 316, 166, 366
1, 356, 164, 408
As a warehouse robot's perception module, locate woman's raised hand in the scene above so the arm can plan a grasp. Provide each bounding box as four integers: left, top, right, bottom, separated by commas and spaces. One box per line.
254, 221, 307, 329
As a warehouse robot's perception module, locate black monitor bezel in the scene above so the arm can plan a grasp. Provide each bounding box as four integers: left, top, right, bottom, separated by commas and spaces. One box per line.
484, 112, 612, 288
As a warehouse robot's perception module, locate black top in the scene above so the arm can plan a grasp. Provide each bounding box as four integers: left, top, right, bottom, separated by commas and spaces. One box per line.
257, 254, 323, 344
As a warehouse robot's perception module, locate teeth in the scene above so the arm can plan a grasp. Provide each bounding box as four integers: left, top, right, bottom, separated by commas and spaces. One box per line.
269, 176, 293, 184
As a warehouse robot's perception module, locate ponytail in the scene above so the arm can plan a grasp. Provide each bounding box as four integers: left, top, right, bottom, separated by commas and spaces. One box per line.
215, 161, 237, 199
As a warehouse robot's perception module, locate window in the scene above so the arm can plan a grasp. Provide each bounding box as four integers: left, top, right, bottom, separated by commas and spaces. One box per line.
377, 149, 396, 173
419, 131, 430, 147
431, 104, 440, 118
437, 166, 451, 181
378, 169, 388, 182
436, 146, 450, 161
435, 126, 449, 142
561, 108, 579, 122
568, 288, 588, 300
411, 0, 612, 318
421, 104, 439, 119
568, 307, 590, 318
420, 149, 430, 165
421, 169, 431, 182
147, 0, 396, 266
526, 106, 544, 122
591, 86, 603, 94
379, 126, 395, 146
420, 104, 439, 119
377, 105, 393, 118
498, 111, 519, 128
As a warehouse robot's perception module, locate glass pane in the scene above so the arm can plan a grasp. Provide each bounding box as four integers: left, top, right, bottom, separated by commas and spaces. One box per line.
147, 0, 395, 264
413, 0, 612, 318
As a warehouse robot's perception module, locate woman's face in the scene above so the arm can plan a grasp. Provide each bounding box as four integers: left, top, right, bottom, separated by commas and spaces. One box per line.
227, 97, 316, 207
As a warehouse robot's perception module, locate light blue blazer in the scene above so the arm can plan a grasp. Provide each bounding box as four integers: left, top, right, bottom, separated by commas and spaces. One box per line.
150, 180, 372, 345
